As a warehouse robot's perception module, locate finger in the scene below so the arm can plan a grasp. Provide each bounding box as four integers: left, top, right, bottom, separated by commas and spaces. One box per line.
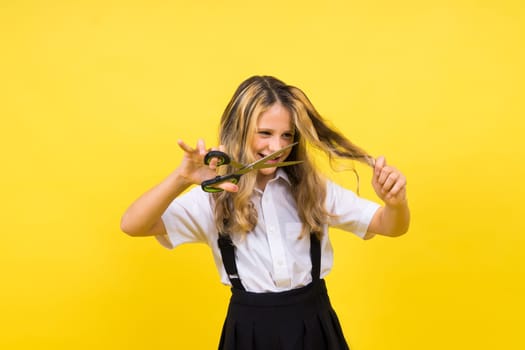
377, 166, 395, 185
197, 139, 207, 156
207, 156, 219, 170
388, 176, 407, 196
374, 156, 386, 177
206, 180, 238, 193
177, 139, 194, 153
382, 172, 399, 192
205, 147, 225, 170
218, 182, 239, 193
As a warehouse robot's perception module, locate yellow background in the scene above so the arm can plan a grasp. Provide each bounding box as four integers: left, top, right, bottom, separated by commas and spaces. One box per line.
1, 0, 524, 349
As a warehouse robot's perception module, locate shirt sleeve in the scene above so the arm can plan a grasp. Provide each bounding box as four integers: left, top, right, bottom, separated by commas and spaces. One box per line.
325, 180, 381, 239
156, 187, 216, 249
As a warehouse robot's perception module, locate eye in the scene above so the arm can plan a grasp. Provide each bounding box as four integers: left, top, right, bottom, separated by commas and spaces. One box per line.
282, 133, 294, 139
258, 130, 271, 136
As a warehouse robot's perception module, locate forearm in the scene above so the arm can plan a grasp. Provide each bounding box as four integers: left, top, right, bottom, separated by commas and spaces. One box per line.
120, 168, 192, 236
378, 200, 410, 237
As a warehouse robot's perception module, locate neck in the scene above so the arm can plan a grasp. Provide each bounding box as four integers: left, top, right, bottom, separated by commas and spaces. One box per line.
256, 173, 274, 191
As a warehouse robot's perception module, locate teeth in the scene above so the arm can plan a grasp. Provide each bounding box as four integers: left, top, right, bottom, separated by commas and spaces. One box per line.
259, 153, 281, 161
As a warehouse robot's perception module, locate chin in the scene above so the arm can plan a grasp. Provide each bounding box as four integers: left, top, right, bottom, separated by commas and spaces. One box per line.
258, 168, 277, 177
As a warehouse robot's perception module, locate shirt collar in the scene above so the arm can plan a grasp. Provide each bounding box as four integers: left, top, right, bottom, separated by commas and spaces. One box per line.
274, 168, 292, 185
254, 169, 292, 194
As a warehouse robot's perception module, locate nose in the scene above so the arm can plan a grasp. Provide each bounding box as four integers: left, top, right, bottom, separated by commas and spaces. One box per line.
268, 136, 284, 152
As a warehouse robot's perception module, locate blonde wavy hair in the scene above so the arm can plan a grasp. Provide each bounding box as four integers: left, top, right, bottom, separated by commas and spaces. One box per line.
213, 76, 374, 239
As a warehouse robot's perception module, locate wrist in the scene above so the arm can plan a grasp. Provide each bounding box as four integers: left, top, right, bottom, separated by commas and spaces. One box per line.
169, 168, 194, 190
384, 198, 409, 210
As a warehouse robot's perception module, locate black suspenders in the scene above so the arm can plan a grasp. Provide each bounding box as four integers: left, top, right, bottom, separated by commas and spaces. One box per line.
309, 233, 321, 283
217, 233, 321, 291
217, 234, 245, 290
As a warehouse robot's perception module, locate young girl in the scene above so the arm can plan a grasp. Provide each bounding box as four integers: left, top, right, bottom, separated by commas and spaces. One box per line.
121, 75, 410, 350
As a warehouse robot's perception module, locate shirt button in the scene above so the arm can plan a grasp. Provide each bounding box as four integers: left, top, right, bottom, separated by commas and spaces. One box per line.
277, 260, 284, 266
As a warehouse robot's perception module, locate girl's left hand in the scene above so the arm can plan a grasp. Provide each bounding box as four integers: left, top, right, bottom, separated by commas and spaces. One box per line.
372, 156, 407, 207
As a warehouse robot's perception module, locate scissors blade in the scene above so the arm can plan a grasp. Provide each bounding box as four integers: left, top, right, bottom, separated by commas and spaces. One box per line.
227, 160, 245, 169
252, 160, 303, 169
235, 142, 299, 175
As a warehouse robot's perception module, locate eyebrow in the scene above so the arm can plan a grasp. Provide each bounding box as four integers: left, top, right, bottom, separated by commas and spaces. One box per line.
256, 127, 295, 133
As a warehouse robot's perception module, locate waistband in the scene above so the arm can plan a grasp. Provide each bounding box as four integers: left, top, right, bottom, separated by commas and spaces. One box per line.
229, 279, 327, 307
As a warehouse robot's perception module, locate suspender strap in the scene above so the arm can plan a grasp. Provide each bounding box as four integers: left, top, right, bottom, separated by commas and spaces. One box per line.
218, 232, 321, 290
310, 233, 321, 282
217, 234, 245, 291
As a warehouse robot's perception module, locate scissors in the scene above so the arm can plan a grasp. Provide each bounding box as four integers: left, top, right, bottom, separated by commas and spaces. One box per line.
201, 142, 303, 192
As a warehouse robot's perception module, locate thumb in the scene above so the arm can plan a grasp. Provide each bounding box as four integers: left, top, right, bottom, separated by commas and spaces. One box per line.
374, 156, 386, 176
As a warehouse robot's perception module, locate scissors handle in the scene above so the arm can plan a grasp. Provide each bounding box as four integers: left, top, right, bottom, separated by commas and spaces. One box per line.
201, 173, 241, 193
204, 150, 230, 166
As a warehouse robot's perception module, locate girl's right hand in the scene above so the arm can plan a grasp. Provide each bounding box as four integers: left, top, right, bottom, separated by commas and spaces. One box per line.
176, 139, 239, 192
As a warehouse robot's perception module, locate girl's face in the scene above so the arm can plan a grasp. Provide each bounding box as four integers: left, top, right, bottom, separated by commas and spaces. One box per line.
251, 103, 295, 188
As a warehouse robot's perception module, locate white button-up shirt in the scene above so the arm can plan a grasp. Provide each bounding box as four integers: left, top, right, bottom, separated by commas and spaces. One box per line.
158, 169, 380, 293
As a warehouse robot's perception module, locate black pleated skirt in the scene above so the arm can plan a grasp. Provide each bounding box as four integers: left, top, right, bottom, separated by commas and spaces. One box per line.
218, 279, 350, 350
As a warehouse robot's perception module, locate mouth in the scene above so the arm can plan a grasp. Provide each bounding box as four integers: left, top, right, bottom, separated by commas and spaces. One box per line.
258, 153, 283, 163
